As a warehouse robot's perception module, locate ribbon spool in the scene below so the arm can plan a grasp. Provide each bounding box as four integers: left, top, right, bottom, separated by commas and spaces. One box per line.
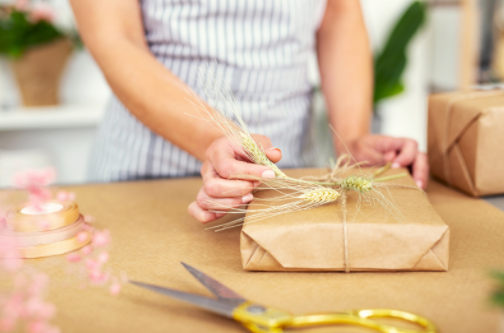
1, 201, 92, 259
0, 215, 85, 247
6, 201, 80, 232
17, 230, 91, 259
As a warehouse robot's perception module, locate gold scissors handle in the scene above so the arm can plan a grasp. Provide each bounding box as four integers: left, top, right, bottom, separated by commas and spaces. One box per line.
235, 304, 437, 333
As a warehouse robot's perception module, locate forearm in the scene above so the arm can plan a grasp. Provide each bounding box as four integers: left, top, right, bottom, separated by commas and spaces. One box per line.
91, 38, 221, 160
70, 0, 221, 161
316, 0, 373, 154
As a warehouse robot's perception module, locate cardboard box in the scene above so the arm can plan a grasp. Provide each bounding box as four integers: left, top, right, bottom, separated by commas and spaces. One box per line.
428, 90, 504, 196
240, 169, 449, 272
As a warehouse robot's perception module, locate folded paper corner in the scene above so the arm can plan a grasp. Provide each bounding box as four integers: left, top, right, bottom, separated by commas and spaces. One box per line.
412, 226, 450, 271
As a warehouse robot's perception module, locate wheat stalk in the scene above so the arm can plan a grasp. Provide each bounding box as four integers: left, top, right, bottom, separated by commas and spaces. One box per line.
338, 175, 373, 193
240, 133, 286, 177
299, 188, 341, 203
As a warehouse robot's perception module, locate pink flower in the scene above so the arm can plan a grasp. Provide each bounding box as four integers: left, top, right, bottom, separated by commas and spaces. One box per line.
56, 191, 76, 202
55, 191, 67, 202
66, 253, 81, 263
14, 0, 29, 11
3, 294, 24, 319
88, 270, 110, 285
109, 282, 121, 295
27, 320, 46, 333
27, 273, 49, 296
85, 259, 98, 271
97, 252, 109, 264
0, 238, 22, 272
80, 245, 92, 256
29, 3, 55, 23
92, 230, 110, 248
2, 254, 23, 273
12, 168, 56, 207
76, 232, 88, 243
83, 215, 95, 224
13, 168, 55, 190
0, 317, 16, 332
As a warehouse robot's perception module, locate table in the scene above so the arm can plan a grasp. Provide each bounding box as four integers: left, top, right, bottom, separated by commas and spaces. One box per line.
2, 175, 504, 333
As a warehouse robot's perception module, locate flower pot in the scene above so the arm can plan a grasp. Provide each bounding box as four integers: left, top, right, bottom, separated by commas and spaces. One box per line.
12, 38, 72, 107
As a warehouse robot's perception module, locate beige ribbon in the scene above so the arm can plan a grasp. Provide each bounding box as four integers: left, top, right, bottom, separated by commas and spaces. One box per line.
15, 230, 91, 259
0, 215, 85, 247
6, 201, 79, 232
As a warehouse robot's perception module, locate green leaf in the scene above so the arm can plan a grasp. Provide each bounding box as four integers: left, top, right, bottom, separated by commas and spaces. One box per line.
373, 1, 427, 107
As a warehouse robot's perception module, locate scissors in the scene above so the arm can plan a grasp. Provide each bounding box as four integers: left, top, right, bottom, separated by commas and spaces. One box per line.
130, 262, 438, 333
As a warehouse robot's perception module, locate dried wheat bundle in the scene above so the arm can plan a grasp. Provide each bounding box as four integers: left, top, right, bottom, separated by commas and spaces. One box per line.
206, 161, 410, 231
187, 68, 420, 230
207, 181, 341, 231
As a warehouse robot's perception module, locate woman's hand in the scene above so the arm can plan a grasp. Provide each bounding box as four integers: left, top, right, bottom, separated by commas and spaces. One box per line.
344, 134, 428, 189
188, 135, 282, 223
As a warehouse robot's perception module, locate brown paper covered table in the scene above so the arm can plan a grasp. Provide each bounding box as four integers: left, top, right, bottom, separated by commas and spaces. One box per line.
3, 173, 504, 332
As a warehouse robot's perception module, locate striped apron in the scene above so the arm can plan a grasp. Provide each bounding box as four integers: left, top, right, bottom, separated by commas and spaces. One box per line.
88, 0, 327, 182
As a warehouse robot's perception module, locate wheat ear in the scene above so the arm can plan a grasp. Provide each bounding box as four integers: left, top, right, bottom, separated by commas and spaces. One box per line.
299, 188, 341, 203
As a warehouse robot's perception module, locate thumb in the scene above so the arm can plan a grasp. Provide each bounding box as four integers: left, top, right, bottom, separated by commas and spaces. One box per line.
254, 134, 282, 163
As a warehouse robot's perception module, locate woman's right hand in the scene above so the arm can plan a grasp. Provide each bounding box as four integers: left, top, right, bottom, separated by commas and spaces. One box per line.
188, 135, 282, 223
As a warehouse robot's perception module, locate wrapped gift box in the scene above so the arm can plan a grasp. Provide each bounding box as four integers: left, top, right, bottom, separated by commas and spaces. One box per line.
428, 90, 504, 196
240, 169, 449, 272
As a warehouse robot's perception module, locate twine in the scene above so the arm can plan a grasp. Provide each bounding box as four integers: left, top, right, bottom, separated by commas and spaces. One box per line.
341, 192, 350, 273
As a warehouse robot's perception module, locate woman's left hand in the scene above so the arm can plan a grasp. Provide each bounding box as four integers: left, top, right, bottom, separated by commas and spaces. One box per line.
344, 135, 429, 190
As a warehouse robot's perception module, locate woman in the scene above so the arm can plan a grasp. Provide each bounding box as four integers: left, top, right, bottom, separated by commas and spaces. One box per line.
70, 0, 428, 223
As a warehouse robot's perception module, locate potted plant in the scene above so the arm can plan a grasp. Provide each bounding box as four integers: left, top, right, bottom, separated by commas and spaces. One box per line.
0, 0, 74, 107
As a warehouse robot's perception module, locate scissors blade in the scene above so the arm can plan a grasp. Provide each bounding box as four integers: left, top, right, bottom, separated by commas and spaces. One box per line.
181, 262, 246, 305
130, 280, 236, 318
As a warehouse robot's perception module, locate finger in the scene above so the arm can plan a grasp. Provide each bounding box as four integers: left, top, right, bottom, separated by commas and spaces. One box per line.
209, 147, 275, 180
352, 139, 384, 165
196, 188, 254, 210
392, 139, 418, 168
188, 201, 219, 224
383, 151, 397, 162
412, 152, 429, 190
265, 147, 282, 163
254, 134, 283, 163
202, 164, 258, 198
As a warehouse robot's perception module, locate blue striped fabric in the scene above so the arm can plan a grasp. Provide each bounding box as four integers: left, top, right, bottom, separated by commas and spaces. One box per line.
88, 0, 327, 182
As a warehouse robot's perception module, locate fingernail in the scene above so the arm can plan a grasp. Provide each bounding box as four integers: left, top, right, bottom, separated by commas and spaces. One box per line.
242, 193, 254, 203
416, 180, 423, 189
266, 147, 282, 153
392, 162, 401, 169
261, 170, 276, 179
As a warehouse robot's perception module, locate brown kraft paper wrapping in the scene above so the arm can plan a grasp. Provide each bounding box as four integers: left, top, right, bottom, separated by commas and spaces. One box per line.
428, 90, 504, 196
240, 168, 449, 272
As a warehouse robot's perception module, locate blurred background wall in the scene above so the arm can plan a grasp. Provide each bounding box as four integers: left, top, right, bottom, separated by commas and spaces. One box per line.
0, 0, 483, 186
